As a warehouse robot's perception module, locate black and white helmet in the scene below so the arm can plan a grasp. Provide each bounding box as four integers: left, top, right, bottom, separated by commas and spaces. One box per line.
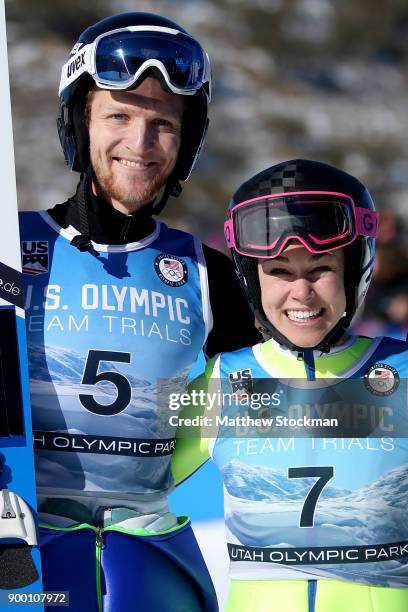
57, 12, 211, 208
225, 159, 378, 352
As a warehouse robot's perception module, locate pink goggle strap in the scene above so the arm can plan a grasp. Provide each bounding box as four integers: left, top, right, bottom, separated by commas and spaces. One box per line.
355, 207, 379, 237
224, 219, 235, 248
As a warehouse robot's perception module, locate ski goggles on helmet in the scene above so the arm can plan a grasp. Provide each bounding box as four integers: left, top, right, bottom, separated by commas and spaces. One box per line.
59, 26, 211, 98
224, 191, 379, 258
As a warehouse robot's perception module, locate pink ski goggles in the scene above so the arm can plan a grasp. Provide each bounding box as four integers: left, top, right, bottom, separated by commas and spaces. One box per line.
224, 191, 379, 258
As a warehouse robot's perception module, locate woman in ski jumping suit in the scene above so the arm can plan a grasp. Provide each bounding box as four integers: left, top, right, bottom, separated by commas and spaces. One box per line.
172, 159, 408, 612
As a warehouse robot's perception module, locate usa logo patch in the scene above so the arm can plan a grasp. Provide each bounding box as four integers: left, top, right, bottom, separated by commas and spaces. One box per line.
21, 241, 49, 275
154, 254, 188, 287
364, 363, 400, 396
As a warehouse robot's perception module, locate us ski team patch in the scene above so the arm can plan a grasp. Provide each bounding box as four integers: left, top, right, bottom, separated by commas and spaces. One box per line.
21, 241, 49, 275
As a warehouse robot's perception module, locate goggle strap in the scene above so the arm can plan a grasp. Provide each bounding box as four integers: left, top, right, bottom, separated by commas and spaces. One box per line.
224, 220, 235, 248
59, 44, 92, 95
355, 207, 379, 237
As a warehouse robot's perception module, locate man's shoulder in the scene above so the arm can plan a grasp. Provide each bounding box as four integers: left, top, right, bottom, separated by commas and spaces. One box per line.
157, 228, 233, 269
19, 209, 61, 228
159, 228, 232, 265
159, 223, 203, 243
18, 210, 40, 218
201, 243, 237, 278
201, 241, 261, 356
19, 200, 71, 225
201, 243, 232, 264
19, 210, 46, 227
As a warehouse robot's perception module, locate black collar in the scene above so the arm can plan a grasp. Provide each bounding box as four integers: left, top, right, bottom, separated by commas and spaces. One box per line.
48, 171, 156, 245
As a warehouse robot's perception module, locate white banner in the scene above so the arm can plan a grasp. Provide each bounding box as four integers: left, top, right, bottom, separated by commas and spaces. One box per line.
0, 0, 22, 273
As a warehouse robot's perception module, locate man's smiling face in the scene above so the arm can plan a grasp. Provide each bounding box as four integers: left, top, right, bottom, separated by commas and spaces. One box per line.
88, 76, 184, 213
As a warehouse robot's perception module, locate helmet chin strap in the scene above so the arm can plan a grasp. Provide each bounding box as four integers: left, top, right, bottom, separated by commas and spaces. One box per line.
255, 308, 351, 354
70, 167, 93, 252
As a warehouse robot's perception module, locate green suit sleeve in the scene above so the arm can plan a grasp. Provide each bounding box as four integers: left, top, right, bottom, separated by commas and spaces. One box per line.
171, 357, 218, 486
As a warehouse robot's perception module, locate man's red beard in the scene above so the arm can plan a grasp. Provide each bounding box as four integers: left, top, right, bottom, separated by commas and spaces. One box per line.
91, 155, 171, 212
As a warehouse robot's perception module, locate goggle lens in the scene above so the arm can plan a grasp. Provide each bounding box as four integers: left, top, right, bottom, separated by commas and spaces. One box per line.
236, 198, 351, 252
95, 31, 206, 90
224, 192, 378, 258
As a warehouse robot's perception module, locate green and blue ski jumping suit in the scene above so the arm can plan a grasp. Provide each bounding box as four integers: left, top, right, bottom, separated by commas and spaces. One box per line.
173, 335, 408, 611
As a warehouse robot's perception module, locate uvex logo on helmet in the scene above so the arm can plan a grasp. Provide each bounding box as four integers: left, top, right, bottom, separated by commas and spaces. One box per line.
66, 50, 86, 78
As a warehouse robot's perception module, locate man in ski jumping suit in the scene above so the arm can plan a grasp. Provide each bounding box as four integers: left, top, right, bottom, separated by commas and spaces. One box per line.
172, 160, 408, 611
19, 13, 260, 612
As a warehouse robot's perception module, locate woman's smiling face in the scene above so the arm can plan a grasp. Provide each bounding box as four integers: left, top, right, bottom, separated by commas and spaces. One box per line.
258, 244, 346, 348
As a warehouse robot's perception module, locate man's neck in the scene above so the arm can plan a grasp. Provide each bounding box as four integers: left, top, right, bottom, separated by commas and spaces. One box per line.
48, 173, 157, 245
